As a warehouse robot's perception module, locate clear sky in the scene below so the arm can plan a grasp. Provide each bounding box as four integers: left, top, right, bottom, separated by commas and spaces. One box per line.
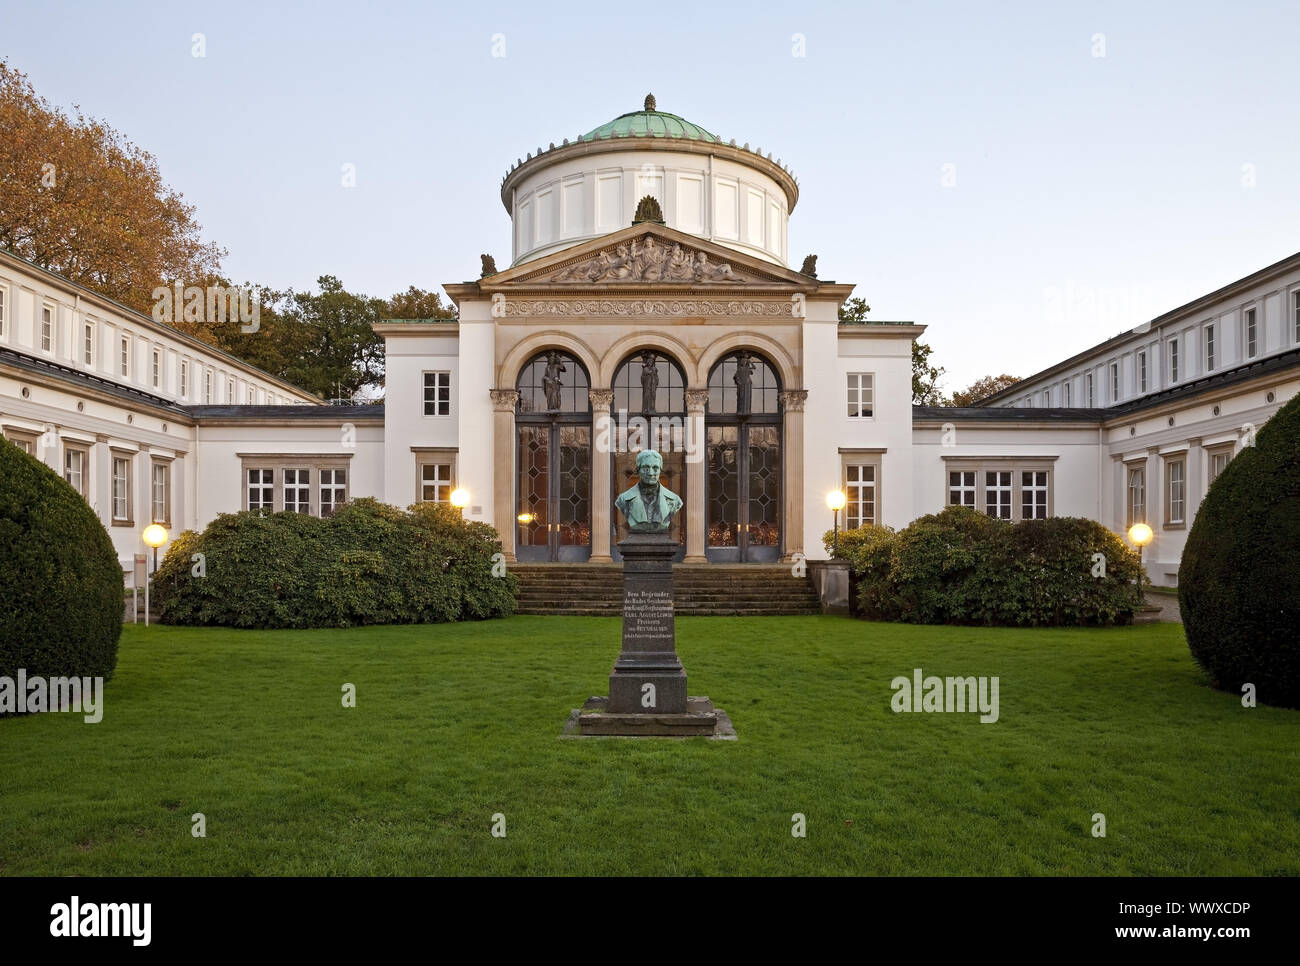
5, 0, 1298, 392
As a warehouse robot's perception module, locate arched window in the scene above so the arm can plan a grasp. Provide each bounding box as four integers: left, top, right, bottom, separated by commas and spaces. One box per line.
516, 350, 590, 415
707, 350, 780, 415
611, 350, 686, 415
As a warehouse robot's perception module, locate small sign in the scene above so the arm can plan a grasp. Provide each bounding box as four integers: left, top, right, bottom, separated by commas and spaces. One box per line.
133, 553, 147, 584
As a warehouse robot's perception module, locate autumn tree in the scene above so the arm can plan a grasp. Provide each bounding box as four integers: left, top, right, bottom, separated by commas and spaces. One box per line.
0, 61, 225, 323
384, 285, 456, 320
948, 374, 1021, 407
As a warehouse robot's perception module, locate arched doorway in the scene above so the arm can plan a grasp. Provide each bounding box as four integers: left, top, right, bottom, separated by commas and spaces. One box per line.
705, 350, 782, 562
609, 350, 688, 561
515, 350, 591, 562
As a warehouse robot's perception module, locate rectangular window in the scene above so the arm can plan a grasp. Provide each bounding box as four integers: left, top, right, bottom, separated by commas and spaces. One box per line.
1126, 466, 1145, 527
283, 468, 310, 513
985, 470, 1013, 519
320, 468, 347, 517
1085, 372, 1094, 407
1294, 291, 1300, 344
948, 470, 976, 507
248, 386, 255, 404
247, 468, 274, 511
63, 444, 87, 498
1166, 458, 1185, 525
1169, 338, 1179, 383
151, 461, 170, 524
0, 287, 6, 338
1110, 362, 1119, 402
423, 372, 451, 416
845, 463, 876, 528
120, 334, 130, 377
420, 462, 454, 503
204, 369, 213, 403
1245, 307, 1257, 358
111, 455, 132, 522
1062, 381, 1071, 406
1021, 470, 1048, 520
3, 428, 38, 455
41, 305, 53, 352
227, 377, 234, 401
152, 348, 161, 388
846, 373, 874, 418
1205, 325, 1215, 372
180, 360, 189, 397
1137, 350, 1147, 392
1208, 446, 1232, 485
1041, 389, 1051, 407
84, 322, 94, 365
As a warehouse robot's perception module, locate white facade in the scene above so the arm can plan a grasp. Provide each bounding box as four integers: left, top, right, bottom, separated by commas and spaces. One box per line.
3, 100, 1297, 587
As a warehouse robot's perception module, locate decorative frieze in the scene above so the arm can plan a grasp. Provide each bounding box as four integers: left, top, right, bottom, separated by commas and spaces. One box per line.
502, 299, 794, 318
552, 235, 742, 283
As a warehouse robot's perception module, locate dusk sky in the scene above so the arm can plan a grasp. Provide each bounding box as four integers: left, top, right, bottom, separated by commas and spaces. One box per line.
6, 0, 1298, 391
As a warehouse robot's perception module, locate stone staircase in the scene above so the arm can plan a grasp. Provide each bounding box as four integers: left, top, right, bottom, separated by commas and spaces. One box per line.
511, 563, 824, 617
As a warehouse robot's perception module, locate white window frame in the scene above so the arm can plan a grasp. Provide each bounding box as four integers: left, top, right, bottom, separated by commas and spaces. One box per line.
1085, 371, 1094, 407
247, 468, 274, 511
320, 468, 348, 517
1020, 470, 1049, 520
419, 461, 455, 503
844, 461, 877, 528
1126, 465, 1145, 527
120, 333, 130, 378
1041, 389, 1050, 407
151, 460, 171, 526
1109, 361, 1119, 403
283, 468, 311, 513
83, 321, 94, 366
1169, 338, 1179, 383
152, 348, 161, 388
204, 368, 213, 403
1293, 290, 1300, 345
1204, 324, 1215, 372
0, 285, 7, 339
180, 359, 189, 398
111, 453, 133, 525
423, 371, 451, 417
63, 442, 88, 498
984, 470, 1013, 519
41, 304, 54, 353
1165, 456, 1186, 527
1137, 350, 1147, 393
947, 470, 976, 508
1062, 380, 1072, 406
1244, 306, 1258, 359
846, 372, 874, 419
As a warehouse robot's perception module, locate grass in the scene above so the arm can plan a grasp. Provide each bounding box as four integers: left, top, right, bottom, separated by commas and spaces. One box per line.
1, 616, 1297, 876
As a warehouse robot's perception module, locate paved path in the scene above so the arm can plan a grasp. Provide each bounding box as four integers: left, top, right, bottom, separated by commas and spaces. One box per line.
1146, 592, 1182, 623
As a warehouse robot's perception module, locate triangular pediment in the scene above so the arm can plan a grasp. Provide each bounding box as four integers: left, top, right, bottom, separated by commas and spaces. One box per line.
481, 223, 818, 291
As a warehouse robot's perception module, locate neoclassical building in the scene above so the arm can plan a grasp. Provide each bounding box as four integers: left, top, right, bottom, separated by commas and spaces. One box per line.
2, 96, 1297, 585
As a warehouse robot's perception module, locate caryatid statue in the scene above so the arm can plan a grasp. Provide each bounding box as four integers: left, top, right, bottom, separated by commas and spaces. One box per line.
542, 351, 566, 411
614, 449, 683, 533
733, 350, 755, 415
638, 351, 659, 413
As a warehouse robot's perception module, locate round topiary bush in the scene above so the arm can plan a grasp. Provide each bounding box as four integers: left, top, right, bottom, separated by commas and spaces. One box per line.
1180, 394, 1300, 707
0, 439, 123, 686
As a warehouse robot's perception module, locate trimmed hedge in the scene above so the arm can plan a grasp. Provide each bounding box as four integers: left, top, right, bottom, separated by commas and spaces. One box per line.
153, 498, 517, 628
0, 438, 123, 683
827, 506, 1145, 626
1180, 394, 1300, 707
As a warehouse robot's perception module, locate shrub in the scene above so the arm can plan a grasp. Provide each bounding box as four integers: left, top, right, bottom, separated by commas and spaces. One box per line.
0, 439, 122, 685
153, 498, 517, 628
1180, 395, 1300, 707
836, 505, 1144, 626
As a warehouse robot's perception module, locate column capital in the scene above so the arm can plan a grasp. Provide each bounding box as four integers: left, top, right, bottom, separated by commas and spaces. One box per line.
589, 389, 614, 412
780, 389, 808, 412
684, 389, 710, 413
490, 389, 519, 412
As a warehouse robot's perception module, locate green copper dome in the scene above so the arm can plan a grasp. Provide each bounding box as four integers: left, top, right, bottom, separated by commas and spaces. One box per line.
579, 94, 719, 143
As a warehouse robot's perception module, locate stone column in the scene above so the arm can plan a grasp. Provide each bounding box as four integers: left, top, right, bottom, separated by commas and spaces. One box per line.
589, 389, 614, 562
684, 390, 709, 563
780, 389, 808, 563
490, 389, 519, 562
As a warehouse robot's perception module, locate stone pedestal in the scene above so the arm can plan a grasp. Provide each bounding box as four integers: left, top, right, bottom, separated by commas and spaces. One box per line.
573, 531, 729, 738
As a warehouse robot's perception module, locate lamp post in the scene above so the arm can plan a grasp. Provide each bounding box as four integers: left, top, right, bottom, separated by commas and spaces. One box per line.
141, 523, 168, 627
826, 490, 846, 559
450, 488, 469, 518
1126, 522, 1153, 606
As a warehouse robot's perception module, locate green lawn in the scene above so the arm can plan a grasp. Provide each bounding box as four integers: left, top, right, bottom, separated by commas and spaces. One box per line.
2, 617, 1297, 876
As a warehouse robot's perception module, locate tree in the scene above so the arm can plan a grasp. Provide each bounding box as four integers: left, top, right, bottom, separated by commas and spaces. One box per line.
0, 61, 225, 322
947, 374, 1021, 407
837, 297, 871, 322
385, 285, 456, 320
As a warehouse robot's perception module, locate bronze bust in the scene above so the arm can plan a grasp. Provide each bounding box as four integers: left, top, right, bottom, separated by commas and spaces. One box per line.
614, 449, 682, 533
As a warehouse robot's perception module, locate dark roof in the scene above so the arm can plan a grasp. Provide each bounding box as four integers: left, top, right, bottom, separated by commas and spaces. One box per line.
1105, 347, 1300, 417
1, 345, 190, 416
913, 405, 1104, 422
185, 405, 384, 420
